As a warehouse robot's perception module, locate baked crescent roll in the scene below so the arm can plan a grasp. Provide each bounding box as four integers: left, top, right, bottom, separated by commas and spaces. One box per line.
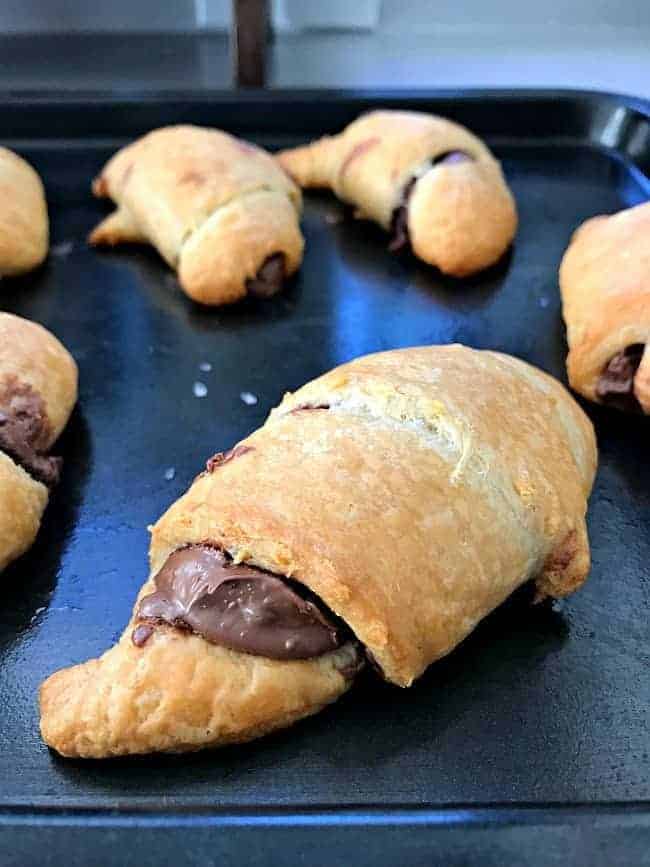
89, 125, 304, 305
0, 313, 78, 572
277, 111, 517, 277
560, 201, 650, 413
40, 345, 595, 759
0, 147, 49, 276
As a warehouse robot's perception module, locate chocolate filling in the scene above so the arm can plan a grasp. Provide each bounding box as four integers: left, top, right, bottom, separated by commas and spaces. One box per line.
0, 379, 61, 487
289, 403, 330, 414
205, 445, 254, 473
389, 177, 417, 254
134, 544, 346, 660
131, 624, 154, 647
389, 150, 473, 253
245, 253, 286, 299
595, 343, 645, 413
432, 150, 473, 166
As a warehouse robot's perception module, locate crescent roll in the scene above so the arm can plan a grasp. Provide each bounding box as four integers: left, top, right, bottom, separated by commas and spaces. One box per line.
40, 345, 596, 759
560, 201, 650, 413
0, 147, 49, 276
277, 111, 517, 277
0, 313, 78, 573
89, 125, 304, 306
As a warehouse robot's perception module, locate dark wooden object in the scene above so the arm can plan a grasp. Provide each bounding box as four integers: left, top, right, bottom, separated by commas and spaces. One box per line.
232, 0, 269, 87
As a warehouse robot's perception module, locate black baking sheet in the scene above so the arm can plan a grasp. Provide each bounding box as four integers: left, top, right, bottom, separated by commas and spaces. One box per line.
0, 90, 649, 866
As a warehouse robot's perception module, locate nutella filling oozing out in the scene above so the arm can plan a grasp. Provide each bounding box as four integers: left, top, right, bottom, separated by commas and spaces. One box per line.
289, 403, 330, 414
205, 444, 254, 473
389, 150, 473, 253
0, 378, 61, 487
595, 344, 645, 413
134, 544, 345, 660
245, 253, 286, 298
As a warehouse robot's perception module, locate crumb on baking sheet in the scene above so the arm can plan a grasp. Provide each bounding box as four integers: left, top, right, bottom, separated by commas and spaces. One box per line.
240, 391, 258, 406
164, 467, 176, 481
193, 381, 208, 398
199, 362, 212, 372
50, 241, 75, 258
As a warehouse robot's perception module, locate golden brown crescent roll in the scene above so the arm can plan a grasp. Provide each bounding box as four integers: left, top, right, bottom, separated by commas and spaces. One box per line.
40, 345, 595, 759
89, 125, 304, 305
0, 312, 78, 572
0, 147, 49, 276
560, 200, 650, 413
277, 111, 517, 277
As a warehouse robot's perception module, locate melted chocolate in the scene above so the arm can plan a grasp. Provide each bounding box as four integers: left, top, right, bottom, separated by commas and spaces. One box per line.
246, 253, 286, 298
0, 378, 61, 487
432, 150, 473, 166
388, 177, 418, 254
132, 624, 154, 647
289, 403, 330, 414
389, 150, 473, 253
205, 445, 254, 473
134, 545, 344, 660
596, 344, 645, 413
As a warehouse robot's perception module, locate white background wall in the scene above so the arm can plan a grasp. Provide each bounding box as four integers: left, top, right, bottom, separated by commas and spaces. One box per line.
0, 1, 648, 96
2, 0, 648, 34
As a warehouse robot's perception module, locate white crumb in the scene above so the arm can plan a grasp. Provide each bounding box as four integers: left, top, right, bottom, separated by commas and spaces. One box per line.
30, 606, 47, 625
50, 241, 74, 258
199, 362, 212, 373
240, 391, 258, 406
193, 381, 208, 398
539, 296, 550, 308
164, 467, 176, 481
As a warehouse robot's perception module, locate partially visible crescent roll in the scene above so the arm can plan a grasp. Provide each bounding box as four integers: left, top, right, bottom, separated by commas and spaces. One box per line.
560, 200, 650, 413
0, 147, 49, 276
277, 111, 517, 277
89, 125, 304, 305
0, 452, 48, 573
0, 313, 78, 573
40, 345, 595, 759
